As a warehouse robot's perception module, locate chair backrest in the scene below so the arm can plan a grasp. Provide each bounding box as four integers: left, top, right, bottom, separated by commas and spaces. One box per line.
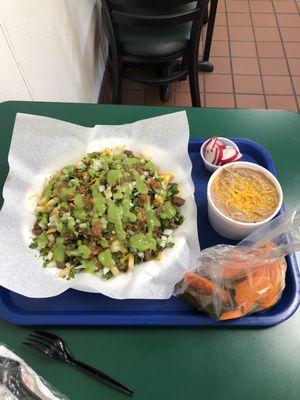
103, 0, 205, 28
101, 0, 209, 61
109, 0, 198, 9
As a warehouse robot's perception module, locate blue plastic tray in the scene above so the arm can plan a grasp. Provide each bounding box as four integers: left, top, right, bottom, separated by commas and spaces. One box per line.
0, 138, 299, 326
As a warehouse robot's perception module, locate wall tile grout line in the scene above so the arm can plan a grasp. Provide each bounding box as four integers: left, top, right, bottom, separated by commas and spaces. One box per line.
197, 53, 299, 59
224, 0, 237, 108
223, 40, 300, 43
205, 94, 297, 99
247, 0, 268, 109
270, 0, 300, 112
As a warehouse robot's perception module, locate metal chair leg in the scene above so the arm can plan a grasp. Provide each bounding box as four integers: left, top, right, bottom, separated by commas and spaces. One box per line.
198, 0, 219, 73
159, 84, 170, 102
203, 3, 209, 24
189, 57, 201, 107
159, 63, 173, 102
109, 48, 122, 104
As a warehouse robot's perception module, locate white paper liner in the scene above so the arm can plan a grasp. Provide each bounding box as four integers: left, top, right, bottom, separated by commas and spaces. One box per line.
0, 111, 200, 299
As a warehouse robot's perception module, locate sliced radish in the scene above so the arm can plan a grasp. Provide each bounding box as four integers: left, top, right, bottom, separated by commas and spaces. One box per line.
223, 146, 242, 162
212, 147, 219, 164
205, 148, 216, 163
212, 145, 223, 164
215, 144, 224, 164
204, 136, 242, 166
216, 139, 226, 149
204, 139, 218, 164
235, 152, 243, 161
205, 136, 218, 152
219, 147, 225, 164
221, 148, 239, 164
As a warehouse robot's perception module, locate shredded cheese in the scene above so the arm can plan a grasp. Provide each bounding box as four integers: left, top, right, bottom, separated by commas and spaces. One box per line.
211, 168, 279, 223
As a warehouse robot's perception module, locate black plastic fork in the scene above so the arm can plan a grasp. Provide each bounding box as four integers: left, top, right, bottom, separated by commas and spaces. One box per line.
24, 330, 134, 397
0, 356, 42, 400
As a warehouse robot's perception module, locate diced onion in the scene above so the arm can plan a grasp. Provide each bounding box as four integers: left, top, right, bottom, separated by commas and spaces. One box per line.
45, 252, 53, 261
103, 267, 110, 275
74, 265, 85, 270
111, 240, 120, 252
163, 229, 173, 236
61, 212, 70, 221
91, 160, 102, 171
77, 162, 86, 170
49, 215, 57, 224
99, 185, 105, 192
105, 187, 112, 199
47, 261, 57, 268
138, 252, 144, 258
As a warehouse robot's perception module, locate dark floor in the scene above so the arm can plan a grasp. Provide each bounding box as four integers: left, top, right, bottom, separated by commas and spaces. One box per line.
120, 0, 300, 112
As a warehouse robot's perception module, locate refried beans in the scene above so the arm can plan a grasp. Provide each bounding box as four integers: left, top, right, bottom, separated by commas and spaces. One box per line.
211, 168, 279, 223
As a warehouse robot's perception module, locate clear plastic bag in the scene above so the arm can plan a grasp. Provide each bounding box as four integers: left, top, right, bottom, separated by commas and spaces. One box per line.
175, 206, 300, 321
0, 344, 69, 400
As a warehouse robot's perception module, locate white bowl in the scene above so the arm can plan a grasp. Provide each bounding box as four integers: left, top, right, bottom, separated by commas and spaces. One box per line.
207, 161, 283, 240
200, 137, 240, 173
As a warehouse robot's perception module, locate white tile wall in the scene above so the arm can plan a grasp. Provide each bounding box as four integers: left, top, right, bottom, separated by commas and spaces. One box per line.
0, 0, 108, 103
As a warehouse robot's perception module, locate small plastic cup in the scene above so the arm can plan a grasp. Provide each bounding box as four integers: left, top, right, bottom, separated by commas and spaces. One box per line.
207, 161, 283, 240
200, 137, 240, 173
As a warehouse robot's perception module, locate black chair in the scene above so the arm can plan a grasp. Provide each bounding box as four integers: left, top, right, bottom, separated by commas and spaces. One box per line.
101, 0, 210, 107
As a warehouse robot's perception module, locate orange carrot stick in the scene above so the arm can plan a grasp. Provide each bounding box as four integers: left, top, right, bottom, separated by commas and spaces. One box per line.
184, 272, 231, 304
184, 272, 214, 295
219, 309, 244, 320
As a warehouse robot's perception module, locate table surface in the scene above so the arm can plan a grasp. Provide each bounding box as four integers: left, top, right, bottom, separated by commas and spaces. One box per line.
0, 101, 299, 400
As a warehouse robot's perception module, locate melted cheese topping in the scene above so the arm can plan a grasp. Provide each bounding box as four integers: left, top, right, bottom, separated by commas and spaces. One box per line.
211, 168, 279, 223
